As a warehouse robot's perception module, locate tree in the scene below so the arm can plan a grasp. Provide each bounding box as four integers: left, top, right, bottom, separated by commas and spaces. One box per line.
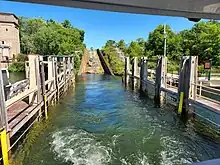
105, 40, 117, 47
19, 17, 85, 71
180, 21, 220, 65
102, 40, 124, 75
117, 40, 127, 53
126, 38, 146, 58
62, 20, 71, 28
147, 24, 182, 60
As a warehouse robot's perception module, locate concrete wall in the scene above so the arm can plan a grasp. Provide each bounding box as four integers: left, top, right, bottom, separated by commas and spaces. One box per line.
0, 13, 20, 59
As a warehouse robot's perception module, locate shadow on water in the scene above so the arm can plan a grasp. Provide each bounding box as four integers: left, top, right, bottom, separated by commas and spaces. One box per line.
11, 74, 220, 165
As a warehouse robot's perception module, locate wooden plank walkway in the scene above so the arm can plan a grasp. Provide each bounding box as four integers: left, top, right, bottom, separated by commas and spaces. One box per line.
8, 101, 29, 123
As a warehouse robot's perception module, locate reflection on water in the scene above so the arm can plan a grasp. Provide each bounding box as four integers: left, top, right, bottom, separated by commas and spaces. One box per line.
13, 74, 220, 165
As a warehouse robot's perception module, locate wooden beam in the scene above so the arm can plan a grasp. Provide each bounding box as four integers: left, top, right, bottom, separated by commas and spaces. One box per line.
0, 69, 8, 131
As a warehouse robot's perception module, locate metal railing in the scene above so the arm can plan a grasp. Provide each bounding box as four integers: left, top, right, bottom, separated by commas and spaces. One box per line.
191, 82, 220, 104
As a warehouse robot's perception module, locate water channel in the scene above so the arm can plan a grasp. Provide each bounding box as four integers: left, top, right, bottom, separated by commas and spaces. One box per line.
12, 74, 220, 165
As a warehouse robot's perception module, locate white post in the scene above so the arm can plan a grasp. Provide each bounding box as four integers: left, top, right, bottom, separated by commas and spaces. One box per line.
48, 56, 55, 92
189, 56, 198, 100
199, 81, 202, 97
143, 57, 148, 93
160, 56, 167, 103
133, 57, 138, 89
29, 55, 40, 104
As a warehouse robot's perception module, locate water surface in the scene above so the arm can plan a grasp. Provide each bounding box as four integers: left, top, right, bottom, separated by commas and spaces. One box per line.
14, 74, 220, 165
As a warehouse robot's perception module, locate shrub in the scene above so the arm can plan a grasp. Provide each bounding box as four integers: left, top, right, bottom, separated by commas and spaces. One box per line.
8, 54, 28, 72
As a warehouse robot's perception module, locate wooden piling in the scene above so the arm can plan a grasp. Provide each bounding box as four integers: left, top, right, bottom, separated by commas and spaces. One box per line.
0, 66, 9, 165
40, 61, 48, 119
0, 55, 75, 162
132, 57, 138, 90
124, 57, 130, 87
154, 58, 162, 105
160, 57, 167, 104
140, 57, 148, 93
140, 58, 144, 91
55, 58, 60, 101
177, 56, 197, 115
28, 55, 40, 104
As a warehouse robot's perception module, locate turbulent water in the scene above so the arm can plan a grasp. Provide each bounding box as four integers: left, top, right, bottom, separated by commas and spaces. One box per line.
14, 74, 220, 165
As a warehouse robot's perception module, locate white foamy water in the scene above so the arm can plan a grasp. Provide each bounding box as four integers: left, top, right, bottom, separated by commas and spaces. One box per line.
51, 127, 112, 165
120, 153, 150, 165
160, 136, 195, 165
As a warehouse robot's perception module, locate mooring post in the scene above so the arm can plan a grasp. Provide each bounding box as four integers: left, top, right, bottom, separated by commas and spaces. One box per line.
154, 57, 162, 105
140, 57, 148, 92
67, 57, 71, 87
63, 57, 67, 92
0, 68, 9, 165
140, 57, 144, 91
144, 58, 148, 94
160, 56, 167, 104
40, 59, 48, 119
177, 56, 197, 115
52, 57, 57, 103
132, 57, 138, 90
54, 57, 60, 101
48, 56, 56, 105
71, 56, 75, 87
124, 57, 130, 87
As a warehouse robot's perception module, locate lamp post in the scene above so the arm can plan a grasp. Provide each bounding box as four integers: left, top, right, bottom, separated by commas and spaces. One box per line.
164, 24, 167, 57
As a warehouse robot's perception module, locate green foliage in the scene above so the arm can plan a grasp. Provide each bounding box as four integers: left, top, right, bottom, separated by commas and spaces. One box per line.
167, 62, 179, 74
147, 25, 182, 60
180, 21, 220, 65
19, 17, 85, 71
127, 38, 146, 58
8, 54, 28, 72
118, 22, 220, 71
117, 40, 127, 53
102, 41, 124, 75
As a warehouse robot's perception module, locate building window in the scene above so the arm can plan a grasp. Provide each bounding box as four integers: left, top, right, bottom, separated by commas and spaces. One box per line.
2, 41, 4, 44
6, 28, 8, 31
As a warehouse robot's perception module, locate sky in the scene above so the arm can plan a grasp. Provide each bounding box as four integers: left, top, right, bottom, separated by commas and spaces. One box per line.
0, 0, 196, 48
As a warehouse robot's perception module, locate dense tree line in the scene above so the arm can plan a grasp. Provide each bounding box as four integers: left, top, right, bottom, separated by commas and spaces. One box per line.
102, 21, 220, 75
102, 40, 125, 75
9, 18, 85, 72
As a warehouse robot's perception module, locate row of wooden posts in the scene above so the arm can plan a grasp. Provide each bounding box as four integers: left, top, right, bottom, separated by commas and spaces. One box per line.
124, 56, 198, 114
0, 55, 75, 165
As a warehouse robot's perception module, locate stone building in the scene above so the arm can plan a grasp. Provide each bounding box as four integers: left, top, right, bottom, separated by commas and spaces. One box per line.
0, 12, 20, 61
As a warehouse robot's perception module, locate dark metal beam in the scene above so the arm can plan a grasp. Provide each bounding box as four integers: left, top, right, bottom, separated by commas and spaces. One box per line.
10, 0, 220, 19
